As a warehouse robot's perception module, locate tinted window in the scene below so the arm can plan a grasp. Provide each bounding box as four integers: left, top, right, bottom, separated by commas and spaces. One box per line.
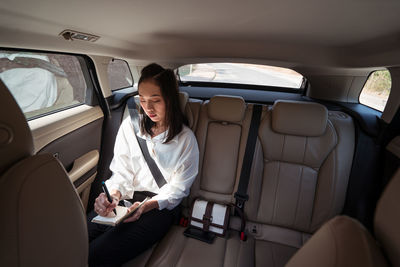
107, 59, 133, 91
0, 50, 88, 119
359, 70, 391, 112
178, 63, 304, 89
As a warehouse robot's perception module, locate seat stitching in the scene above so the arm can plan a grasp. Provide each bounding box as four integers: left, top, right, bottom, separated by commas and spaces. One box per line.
272, 134, 285, 223
302, 136, 308, 165
293, 166, 305, 228
271, 242, 276, 267
272, 161, 281, 223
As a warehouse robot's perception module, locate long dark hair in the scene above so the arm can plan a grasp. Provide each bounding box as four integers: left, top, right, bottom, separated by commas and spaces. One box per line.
138, 63, 186, 143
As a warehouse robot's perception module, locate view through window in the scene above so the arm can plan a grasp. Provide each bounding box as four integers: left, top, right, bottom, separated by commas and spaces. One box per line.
0, 50, 87, 119
359, 70, 391, 112
178, 63, 304, 89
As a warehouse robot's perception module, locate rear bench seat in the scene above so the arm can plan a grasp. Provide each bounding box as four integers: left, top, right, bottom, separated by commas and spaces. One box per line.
144, 95, 255, 267
231, 100, 355, 266
124, 97, 355, 267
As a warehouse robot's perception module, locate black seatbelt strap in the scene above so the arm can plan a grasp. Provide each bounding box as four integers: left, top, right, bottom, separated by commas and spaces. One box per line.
127, 97, 167, 188
234, 104, 262, 209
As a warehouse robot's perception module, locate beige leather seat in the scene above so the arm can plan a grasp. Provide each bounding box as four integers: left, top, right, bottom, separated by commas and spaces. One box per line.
286, 169, 400, 267
125, 99, 356, 267
141, 95, 255, 267
286, 137, 400, 267
0, 80, 88, 266
231, 100, 355, 266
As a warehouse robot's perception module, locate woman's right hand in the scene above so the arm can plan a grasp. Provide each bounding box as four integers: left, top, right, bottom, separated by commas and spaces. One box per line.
94, 193, 119, 216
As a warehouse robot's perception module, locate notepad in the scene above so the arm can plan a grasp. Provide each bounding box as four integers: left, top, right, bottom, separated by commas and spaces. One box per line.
91, 197, 150, 226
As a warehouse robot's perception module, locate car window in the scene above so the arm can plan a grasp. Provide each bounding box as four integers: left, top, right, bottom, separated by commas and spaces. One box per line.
359, 70, 391, 112
178, 63, 304, 89
0, 50, 89, 119
107, 59, 133, 91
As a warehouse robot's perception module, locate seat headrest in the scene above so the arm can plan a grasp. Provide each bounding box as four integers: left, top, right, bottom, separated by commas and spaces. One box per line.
272, 100, 328, 137
208, 95, 245, 122
179, 91, 189, 113
0, 79, 34, 174
374, 168, 400, 267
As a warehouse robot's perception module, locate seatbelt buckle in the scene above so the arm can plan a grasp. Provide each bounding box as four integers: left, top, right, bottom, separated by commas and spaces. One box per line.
234, 193, 249, 209
240, 231, 247, 241
180, 217, 189, 227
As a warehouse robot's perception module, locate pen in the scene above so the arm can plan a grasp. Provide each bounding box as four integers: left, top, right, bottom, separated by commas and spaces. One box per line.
101, 181, 117, 215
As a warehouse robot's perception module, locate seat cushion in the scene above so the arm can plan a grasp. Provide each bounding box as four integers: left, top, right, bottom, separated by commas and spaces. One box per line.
286, 216, 388, 267
226, 235, 298, 267
146, 226, 231, 267
374, 168, 400, 267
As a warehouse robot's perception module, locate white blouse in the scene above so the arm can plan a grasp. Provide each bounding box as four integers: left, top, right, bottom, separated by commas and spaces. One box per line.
105, 117, 199, 210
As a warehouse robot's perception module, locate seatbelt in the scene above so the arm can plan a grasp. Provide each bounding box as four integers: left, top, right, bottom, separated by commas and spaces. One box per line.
127, 97, 167, 188
234, 104, 262, 209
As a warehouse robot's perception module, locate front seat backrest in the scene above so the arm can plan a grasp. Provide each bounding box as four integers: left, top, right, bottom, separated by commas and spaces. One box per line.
286, 168, 400, 267
247, 100, 354, 232
0, 80, 88, 267
375, 166, 400, 266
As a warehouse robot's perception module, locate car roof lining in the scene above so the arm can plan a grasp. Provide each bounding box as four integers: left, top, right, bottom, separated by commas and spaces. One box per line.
1, 0, 400, 68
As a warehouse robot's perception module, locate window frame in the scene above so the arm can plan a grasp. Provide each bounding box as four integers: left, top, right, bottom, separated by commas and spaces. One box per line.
177, 63, 306, 94
108, 58, 134, 92
0, 47, 98, 121
358, 69, 391, 113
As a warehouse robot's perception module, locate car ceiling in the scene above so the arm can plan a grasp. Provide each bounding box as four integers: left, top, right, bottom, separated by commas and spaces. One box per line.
1, 0, 400, 68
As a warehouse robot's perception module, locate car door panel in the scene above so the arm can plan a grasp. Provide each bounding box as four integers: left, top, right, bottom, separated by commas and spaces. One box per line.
32, 106, 104, 210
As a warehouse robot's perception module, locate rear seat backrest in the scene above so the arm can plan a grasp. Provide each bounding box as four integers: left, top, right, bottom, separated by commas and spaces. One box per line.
190, 95, 249, 204
185, 98, 202, 132
246, 100, 355, 232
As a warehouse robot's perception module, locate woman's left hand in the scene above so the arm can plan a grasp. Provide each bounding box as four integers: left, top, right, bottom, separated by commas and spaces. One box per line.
124, 199, 159, 223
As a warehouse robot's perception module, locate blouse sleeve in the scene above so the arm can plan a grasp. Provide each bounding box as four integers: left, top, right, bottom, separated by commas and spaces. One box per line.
105, 118, 139, 200
152, 131, 199, 210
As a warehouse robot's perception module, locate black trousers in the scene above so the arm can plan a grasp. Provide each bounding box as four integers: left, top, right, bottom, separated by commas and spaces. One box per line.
87, 194, 179, 267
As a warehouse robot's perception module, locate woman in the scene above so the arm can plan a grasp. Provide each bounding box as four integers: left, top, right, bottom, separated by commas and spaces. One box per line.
88, 63, 199, 266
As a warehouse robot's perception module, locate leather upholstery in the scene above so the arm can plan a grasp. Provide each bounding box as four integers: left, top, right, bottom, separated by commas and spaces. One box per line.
145, 98, 256, 267
207, 95, 246, 122
0, 80, 88, 267
190, 96, 252, 204
375, 168, 400, 266
286, 140, 400, 267
0, 155, 88, 267
272, 100, 328, 137
185, 99, 203, 131
200, 122, 241, 194
179, 91, 189, 112
286, 216, 388, 267
146, 226, 229, 267
139, 100, 355, 267
247, 108, 354, 233
238, 102, 354, 266
0, 79, 34, 175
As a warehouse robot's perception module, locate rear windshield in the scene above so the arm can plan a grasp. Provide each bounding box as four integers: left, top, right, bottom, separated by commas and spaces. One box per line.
178, 63, 304, 89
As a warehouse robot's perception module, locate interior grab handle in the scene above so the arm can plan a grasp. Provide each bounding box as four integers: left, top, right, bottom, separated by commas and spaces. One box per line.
68, 150, 99, 183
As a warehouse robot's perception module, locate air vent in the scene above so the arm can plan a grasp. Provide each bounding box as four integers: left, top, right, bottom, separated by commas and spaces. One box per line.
59, 30, 100, 42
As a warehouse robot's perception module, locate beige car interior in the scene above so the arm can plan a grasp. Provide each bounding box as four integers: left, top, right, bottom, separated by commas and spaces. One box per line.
118, 93, 366, 267
1, 1, 400, 266
287, 157, 400, 267
1, 71, 398, 267
0, 80, 88, 266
